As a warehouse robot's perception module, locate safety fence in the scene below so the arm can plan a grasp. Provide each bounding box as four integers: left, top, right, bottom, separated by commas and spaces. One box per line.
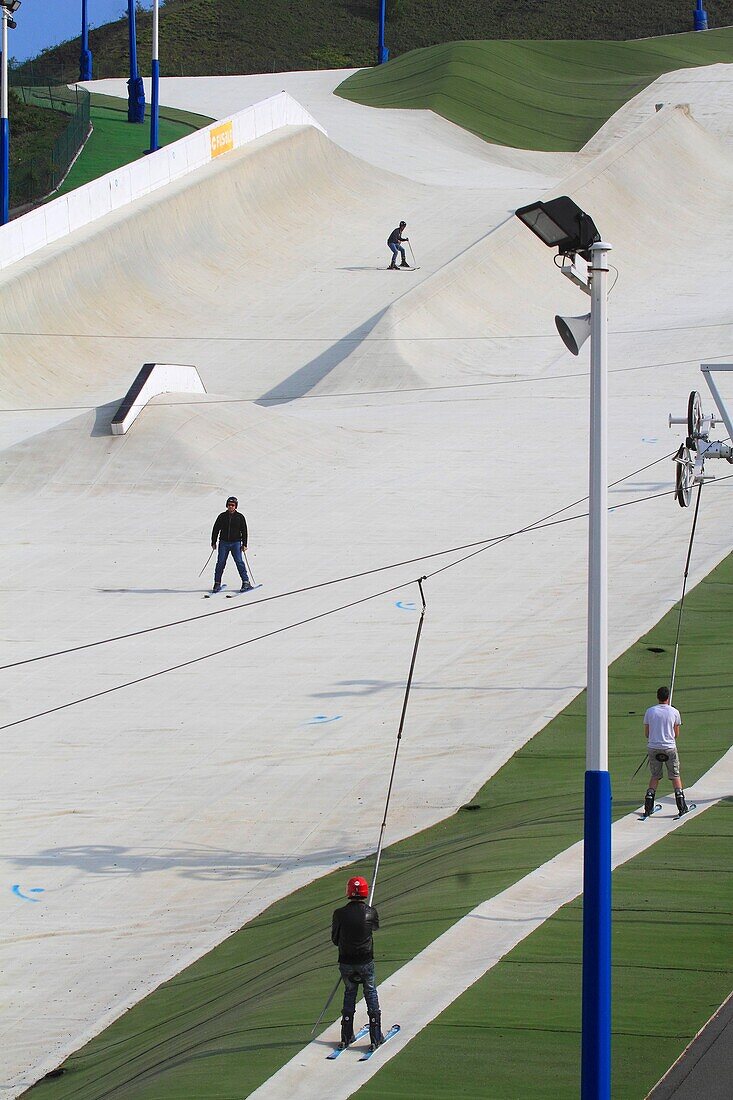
10, 84, 91, 210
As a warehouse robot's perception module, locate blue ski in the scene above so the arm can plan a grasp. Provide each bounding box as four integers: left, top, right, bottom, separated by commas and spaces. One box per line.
203, 585, 227, 599
326, 1024, 369, 1060
226, 584, 263, 598
639, 803, 662, 820
359, 1024, 400, 1061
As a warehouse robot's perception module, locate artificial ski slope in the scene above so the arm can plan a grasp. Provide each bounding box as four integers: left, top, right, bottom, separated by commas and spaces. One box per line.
2, 66, 732, 1094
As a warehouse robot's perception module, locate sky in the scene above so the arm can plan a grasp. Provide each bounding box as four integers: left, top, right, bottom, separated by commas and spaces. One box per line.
9, 1, 154, 63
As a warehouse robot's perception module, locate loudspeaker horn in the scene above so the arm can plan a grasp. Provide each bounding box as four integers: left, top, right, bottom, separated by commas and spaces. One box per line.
555, 313, 591, 356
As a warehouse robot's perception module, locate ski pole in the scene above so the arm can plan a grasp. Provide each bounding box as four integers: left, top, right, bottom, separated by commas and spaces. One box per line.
198, 547, 215, 578
311, 975, 342, 1036
408, 241, 417, 267
631, 753, 648, 779
243, 547, 256, 586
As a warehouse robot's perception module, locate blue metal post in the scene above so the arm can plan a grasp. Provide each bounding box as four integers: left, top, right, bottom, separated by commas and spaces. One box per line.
149, 0, 160, 151
581, 770, 612, 1099
127, 0, 145, 123
1, 8, 9, 225
694, 1, 708, 30
378, 0, 389, 64
80, 0, 93, 81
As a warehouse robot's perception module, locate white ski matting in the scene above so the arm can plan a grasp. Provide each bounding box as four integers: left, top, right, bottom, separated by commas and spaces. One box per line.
252, 747, 733, 1099
2, 66, 732, 1095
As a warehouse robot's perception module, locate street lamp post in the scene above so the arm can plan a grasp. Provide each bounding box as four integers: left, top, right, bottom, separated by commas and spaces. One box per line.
80, 0, 92, 82
581, 239, 612, 1100
1, 5, 8, 225
0, 0, 20, 226
127, 0, 145, 123
515, 197, 612, 1100
378, 0, 389, 64
149, 0, 160, 151
694, 1, 708, 30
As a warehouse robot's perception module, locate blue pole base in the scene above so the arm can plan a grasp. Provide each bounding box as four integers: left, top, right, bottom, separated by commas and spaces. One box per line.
378, 46, 390, 64
127, 75, 146, 124
581, 769, 612, 1100
79, 50, 93, 82
1, 117, 9, 226
693, 9, 708, 29
149, 59, 160, 152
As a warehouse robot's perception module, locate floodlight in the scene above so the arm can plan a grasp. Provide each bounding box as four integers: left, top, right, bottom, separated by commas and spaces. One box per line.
515, 196, 600, 260
1, 1, 22, 13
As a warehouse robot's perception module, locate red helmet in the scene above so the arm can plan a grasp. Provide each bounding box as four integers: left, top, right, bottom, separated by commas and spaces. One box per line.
347, 876, 369, 899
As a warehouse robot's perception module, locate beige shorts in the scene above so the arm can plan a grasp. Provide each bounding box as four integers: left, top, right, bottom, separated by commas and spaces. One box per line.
648, 746, 680, 779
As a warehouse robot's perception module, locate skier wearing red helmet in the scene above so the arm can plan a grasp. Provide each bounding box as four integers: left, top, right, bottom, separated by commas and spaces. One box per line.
331, 875, 385, 1051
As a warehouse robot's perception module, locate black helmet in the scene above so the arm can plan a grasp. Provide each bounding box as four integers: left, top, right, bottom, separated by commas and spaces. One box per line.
226, 496, 238, 506
399, 221, 406, 227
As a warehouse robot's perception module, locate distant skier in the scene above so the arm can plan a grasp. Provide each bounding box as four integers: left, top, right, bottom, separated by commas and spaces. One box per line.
210, 496, 252, 594
387, 221, 410, 269
643, 685, 689, 817
332, 875, 385, 1051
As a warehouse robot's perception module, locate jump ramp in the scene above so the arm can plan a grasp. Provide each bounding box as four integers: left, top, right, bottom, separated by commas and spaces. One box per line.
2, 75, 732, 1095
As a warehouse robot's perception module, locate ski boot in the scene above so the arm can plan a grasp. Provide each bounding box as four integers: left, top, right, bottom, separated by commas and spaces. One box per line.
368, 1011, 385, 1051
400, 260, 410, 268
675, 788, 689, 816
643, 788, 656, 817
338, 1014, 355, 1050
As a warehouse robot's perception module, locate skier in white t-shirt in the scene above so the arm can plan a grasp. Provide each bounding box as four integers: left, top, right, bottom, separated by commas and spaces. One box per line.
642, 685, 689, 817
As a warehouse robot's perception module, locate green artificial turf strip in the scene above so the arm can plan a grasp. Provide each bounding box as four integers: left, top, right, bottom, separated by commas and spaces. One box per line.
52, 98, 213, 197
336, 30, 733, 151
355, 801, 733, 1100
26, 554, 733, 1098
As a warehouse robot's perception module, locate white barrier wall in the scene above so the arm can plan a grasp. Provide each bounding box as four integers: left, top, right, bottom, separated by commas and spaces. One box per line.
0, 92, 325, 272
111, 363, 206, 435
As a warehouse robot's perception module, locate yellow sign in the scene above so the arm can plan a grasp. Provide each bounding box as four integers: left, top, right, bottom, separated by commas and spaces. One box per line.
210, 121, 234, 159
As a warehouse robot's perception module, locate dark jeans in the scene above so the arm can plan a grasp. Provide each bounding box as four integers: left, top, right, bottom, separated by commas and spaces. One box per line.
340, 960, 380, 1016
389, 241, 406, 265
214, 540, 249, 587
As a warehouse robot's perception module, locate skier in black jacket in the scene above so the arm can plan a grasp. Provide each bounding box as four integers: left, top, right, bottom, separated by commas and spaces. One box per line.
387, 221, 410, 269
210, 496, 251, 594
332, 875, 385, 1050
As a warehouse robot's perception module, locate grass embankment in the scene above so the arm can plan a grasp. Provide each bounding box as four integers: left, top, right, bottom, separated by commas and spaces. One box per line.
10, 91, 70, 206
17, 0, 733, 84
28, 550, 733, 1098
53, 94, 214, 196
336, 28, 733, 151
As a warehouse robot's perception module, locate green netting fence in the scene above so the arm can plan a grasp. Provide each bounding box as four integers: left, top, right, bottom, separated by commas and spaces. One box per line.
10, 84, 91, 210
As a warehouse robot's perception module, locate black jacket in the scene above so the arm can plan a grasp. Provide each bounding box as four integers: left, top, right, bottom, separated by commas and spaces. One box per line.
211, 510, 248, 545
387, 227, 406, 246
331, 899, 380, 965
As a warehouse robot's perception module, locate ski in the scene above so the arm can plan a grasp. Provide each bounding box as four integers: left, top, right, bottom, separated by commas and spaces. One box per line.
639, 803, 662, 820
226, 584, 263, 598
674, 802, 697, 820
326, 1024, 369, 1060
359, 1024, 400, 1061
203, 585, 227, 599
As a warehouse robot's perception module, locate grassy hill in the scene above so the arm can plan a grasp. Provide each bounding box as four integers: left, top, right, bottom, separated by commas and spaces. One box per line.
16, 0, 733, 85
336, 29, 733, 150
10, 91, 73, 207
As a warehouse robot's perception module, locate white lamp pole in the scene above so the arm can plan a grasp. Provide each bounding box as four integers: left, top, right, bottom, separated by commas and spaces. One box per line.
581, 238, 612, 1100
1, 5, 9, 225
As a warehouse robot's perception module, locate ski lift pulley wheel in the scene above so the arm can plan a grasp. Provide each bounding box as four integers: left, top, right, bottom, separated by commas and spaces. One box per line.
687, 390, 703, 438
674, 443, 694, 508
